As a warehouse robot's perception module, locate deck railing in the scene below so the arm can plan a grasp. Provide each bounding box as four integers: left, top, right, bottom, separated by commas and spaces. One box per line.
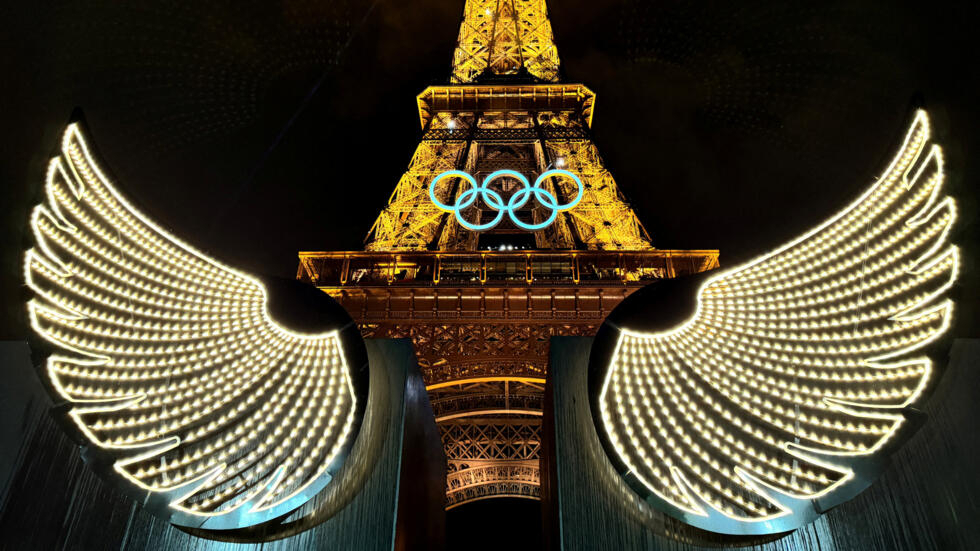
297, 250, 720, 288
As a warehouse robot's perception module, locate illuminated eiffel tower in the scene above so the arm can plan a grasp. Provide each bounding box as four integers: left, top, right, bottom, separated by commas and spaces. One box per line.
297, 0, 719, 509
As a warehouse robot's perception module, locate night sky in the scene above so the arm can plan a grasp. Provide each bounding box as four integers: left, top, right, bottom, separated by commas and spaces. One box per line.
1, 1, 978, 547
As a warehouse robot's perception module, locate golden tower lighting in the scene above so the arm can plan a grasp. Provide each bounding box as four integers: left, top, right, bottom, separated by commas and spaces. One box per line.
298, 0, 719, 508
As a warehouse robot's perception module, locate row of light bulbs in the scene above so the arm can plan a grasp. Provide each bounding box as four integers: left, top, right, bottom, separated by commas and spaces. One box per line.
25, 124, 358, 517
599, 111, 959, 523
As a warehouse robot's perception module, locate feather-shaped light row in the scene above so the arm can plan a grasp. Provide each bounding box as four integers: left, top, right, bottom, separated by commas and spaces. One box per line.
598, 110, 959, 527
24, 124, 358, 524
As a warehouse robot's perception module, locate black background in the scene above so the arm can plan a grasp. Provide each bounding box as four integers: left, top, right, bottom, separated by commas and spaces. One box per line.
1, 1, 978, 548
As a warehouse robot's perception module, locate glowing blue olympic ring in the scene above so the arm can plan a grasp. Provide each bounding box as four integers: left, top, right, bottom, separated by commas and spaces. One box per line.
428, 169, 583, 232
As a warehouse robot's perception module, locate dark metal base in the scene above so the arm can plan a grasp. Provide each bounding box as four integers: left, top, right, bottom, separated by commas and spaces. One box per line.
0, 339, 445, 550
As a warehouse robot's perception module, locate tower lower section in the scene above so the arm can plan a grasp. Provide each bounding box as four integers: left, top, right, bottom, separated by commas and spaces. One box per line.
298, 249, 720, 508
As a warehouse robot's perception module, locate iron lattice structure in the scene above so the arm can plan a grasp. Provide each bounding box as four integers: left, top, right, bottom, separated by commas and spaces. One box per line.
364, 83, 654, 252
300, 0, 720, 508
442, 419, 542, 507
450, 0, 560, 83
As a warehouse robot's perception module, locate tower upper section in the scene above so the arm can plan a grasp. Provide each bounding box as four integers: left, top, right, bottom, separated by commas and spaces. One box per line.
451, 0, 561, 83
363, 0, 654, 252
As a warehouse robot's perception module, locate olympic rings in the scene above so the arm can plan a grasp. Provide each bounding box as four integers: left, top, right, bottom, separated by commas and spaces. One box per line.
428, 169, 583, 231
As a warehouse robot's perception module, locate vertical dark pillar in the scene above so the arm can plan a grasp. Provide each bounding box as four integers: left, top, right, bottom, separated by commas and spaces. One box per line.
394, 346, 447, 551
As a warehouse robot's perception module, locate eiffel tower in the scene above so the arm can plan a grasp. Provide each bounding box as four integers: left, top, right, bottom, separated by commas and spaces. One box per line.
297, 0, 719, 509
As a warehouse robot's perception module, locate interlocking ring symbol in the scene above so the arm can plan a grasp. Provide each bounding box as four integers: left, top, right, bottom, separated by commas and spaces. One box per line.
428, 169, 583, 231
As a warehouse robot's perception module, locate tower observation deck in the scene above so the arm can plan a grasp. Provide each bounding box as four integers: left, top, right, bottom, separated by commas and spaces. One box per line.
297, 0, 719, 509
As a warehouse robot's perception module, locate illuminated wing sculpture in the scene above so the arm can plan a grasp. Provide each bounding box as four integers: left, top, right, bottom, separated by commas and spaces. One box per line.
24, 122, 366, 532
592, 110, 958, 535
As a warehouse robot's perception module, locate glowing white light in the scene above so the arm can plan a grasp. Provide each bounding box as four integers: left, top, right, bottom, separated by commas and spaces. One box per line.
23, 123, 359, 526
598, 110, 959, 529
